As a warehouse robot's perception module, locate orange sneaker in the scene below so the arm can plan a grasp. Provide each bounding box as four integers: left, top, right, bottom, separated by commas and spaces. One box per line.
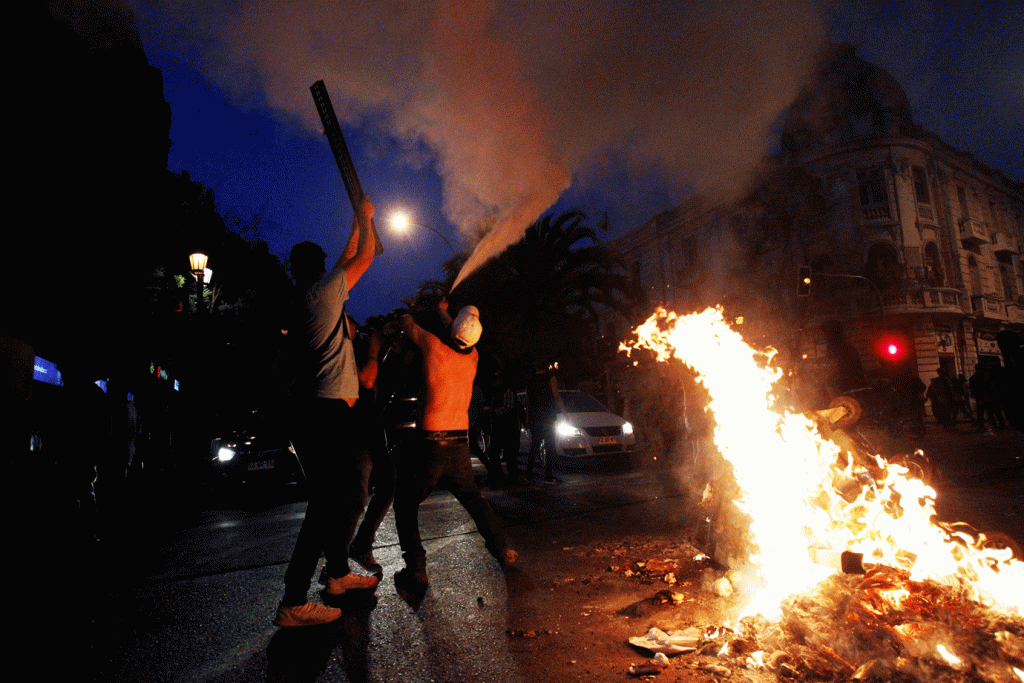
273, 601, 341, 628
323, 572, 380, 595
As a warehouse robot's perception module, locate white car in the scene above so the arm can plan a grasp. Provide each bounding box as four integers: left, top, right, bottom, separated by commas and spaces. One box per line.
520, 390, 635, 457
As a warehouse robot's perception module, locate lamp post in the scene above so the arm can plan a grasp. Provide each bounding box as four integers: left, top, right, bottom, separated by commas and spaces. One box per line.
189, 252, 210, 314
389, 211, 457, 255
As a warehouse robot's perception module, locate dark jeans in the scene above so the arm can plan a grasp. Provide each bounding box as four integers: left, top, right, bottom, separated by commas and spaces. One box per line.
527, 409, 555, 478
393, 433, 509, 570
489, 415, 520, 480
976, 399, 1006, 430
350, 421, 395, 553
282, 399, 372, 605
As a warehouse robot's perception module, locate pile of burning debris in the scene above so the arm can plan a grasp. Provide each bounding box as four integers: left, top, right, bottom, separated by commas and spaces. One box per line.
768, 568, 1024, 682
624, 556, 1024, 682
615, 307, 1023, 682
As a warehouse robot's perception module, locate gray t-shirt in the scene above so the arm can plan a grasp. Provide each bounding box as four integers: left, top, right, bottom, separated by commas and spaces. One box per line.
299, 265, 358, 400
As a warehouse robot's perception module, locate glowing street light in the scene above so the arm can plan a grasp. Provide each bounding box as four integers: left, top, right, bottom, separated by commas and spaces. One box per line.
189, 251, 212, 313
389, 211, 456, 255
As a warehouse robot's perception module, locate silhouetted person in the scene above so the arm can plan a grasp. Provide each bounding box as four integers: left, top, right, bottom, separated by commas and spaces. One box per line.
970, 364, 1006, 432
821, 320, 867, 396
347, 317, 394, 575
526, 358, 566, 483
274, 197, 379, 629
892, 371, 926, 437
468, 380, 492, 482
926, 368, 956, 432
953, 373, 974, 423
52, 356, 111, 544
997, 330, 1023, 430
485, 363, 522, 487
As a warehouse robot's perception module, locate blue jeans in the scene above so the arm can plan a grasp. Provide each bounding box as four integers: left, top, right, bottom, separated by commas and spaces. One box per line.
282, 399, 371, 605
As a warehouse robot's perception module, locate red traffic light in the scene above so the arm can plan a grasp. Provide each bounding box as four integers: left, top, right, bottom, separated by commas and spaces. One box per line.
876, 333, 910, 362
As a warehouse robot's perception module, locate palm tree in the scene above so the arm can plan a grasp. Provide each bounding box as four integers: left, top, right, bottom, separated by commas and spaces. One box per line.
453, 210, 638, 383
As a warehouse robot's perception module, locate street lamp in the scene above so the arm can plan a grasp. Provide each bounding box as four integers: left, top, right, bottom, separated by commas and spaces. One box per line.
189, 252, 211, 313
389, 211, 456, 255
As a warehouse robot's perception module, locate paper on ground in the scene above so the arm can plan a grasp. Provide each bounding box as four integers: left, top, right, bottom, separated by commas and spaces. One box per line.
628, 626, 703, 655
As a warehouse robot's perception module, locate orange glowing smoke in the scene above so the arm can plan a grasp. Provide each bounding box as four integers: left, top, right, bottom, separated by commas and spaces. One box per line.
621, 307, 1022, 619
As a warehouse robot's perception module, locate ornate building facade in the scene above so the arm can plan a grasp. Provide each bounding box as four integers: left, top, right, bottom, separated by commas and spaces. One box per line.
611, 45, 1023, 404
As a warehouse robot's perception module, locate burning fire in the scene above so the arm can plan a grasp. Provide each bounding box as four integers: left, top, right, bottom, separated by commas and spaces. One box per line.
621, 307, 1023, 620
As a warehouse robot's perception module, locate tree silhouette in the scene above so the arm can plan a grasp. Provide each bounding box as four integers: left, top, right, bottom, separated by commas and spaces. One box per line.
451, 210, 638, 384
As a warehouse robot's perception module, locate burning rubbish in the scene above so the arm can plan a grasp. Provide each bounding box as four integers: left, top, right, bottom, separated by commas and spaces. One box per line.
623, 568, 1024, 682
616, 306, 1024, 682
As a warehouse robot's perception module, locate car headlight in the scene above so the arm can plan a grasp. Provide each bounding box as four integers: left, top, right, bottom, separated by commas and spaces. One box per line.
622, 422, 633, 435
217, 447, 236, 462
555, 420, 582, 438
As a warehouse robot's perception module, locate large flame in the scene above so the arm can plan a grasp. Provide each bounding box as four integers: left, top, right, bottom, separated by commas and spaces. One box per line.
622, 307, 1022, 619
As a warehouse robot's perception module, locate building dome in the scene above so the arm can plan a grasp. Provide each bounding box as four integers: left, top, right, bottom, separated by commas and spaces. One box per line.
780, 43, 916, 155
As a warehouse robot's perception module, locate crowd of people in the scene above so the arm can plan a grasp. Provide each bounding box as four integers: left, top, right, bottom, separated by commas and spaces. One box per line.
927, 361, 1020, 434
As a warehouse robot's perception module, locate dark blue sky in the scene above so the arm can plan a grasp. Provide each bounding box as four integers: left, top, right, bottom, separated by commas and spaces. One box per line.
131, 1, 1021, 322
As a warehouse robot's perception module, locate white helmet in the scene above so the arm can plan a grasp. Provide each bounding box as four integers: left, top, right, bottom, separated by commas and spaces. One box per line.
451, 305, 482, 348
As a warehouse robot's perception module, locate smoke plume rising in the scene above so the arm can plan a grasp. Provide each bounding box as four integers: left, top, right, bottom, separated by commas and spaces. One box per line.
141, 0, 825, 286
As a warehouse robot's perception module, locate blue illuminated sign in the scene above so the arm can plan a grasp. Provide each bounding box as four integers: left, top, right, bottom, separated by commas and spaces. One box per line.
33, 357, 63, 386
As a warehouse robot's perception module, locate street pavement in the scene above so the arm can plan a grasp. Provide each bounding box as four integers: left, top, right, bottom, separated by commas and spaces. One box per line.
909, 423, 1024, 546
58, 424, 1022, 682
71, 454, 692, 683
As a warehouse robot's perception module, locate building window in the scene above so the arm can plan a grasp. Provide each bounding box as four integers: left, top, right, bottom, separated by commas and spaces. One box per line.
865, 242, 903, 291
997, 253, 1017, 301
858, 168, 888, 206
857, 167, 890, 220
923, 242, 943, 286
957, 185, 970, 219
912, 166, 930, 204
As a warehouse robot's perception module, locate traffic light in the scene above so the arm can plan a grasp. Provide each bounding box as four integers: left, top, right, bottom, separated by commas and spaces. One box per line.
797, 266, 812, 296
876, 332, 911, 364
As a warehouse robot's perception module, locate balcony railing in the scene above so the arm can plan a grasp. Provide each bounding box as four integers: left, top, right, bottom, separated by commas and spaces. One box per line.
958, 217, 988, 243
852, 286, 963, 316
862, 204, 892, 221
991, 230, 1019, 255
1007, 301, 1024, 325
971, 295, 1009, 321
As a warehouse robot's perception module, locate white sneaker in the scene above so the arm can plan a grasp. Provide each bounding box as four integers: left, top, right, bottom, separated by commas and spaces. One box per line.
273, 601, 341, 628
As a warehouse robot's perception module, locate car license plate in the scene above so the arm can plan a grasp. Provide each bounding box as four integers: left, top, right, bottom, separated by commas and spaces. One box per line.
596, 436, 616, 445
248, 459, 275, 471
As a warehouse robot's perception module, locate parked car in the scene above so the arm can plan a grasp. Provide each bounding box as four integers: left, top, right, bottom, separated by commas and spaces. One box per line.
520, 390, 635, 457
208, 425, 305, 495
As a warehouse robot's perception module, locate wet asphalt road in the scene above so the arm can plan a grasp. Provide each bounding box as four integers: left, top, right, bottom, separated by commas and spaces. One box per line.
78, 453, 692, 683
61, 426, 1022, 682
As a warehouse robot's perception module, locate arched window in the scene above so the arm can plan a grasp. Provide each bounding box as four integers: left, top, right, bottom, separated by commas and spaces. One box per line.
923, 242, 943, 286
865, 242, 903, 291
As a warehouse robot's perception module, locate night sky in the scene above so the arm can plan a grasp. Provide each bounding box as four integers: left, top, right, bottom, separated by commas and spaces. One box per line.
130, 0, 1022, 322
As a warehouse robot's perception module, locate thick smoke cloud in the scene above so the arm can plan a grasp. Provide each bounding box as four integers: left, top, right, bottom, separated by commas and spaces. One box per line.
142, 0, 825, 284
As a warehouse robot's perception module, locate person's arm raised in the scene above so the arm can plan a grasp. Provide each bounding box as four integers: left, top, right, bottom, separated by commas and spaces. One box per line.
333, 196, 376, 289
